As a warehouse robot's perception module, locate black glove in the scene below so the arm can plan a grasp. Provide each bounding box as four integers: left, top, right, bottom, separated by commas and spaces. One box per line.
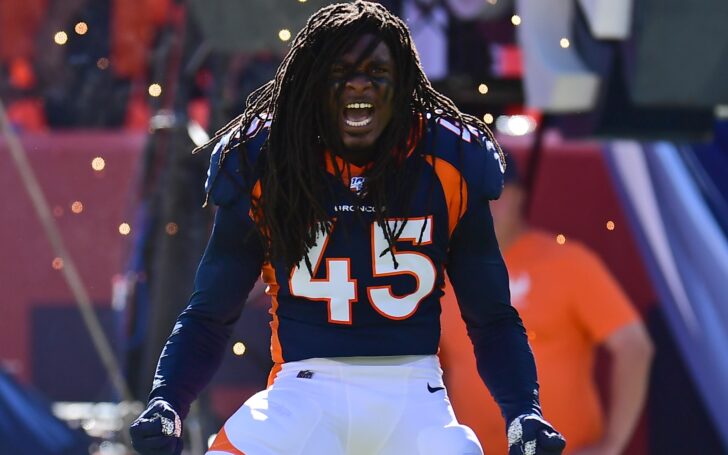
129, 399, 183, 455
507, 414, 566, 455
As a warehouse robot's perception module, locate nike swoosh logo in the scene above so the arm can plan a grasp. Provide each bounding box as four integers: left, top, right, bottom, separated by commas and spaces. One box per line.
427, 383, 445, 393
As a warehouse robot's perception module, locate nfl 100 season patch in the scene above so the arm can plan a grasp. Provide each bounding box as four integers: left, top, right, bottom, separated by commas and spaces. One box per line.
350, 176, 366, 194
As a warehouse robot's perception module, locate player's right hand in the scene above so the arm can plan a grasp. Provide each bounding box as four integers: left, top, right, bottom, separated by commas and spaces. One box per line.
129, 399, 183, 455
507, 413, 565, 455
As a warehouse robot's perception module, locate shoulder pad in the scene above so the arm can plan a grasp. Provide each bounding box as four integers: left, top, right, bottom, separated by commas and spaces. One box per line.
424, 115, 505, 200
482, 140, 506, 200
429, 114, 486, 145
204, 118, 270, 206
205, 132, 246, 207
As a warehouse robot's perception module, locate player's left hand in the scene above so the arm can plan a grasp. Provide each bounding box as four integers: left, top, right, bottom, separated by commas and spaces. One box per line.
507, 414, 566, 455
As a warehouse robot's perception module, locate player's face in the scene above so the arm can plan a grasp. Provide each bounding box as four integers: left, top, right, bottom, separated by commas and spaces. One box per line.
328, 34, 395, 155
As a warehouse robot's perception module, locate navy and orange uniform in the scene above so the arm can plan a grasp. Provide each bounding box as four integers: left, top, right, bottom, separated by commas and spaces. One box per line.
149, 116, 541, 425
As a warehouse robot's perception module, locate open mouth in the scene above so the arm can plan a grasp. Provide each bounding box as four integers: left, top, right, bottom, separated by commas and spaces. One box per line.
343, 102, 374, 128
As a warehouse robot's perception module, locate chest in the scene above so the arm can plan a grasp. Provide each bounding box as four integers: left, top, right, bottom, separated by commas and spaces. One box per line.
312, 167, 453, 271
268, 168, 452, 324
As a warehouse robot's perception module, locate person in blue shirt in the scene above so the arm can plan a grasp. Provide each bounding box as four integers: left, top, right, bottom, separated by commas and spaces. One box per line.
130, 2, 565, 454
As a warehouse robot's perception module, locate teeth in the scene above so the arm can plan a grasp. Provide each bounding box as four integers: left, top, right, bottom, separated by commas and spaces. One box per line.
345, 117, 372, 127
346, 102, 373, 109
344, 102, 373, 127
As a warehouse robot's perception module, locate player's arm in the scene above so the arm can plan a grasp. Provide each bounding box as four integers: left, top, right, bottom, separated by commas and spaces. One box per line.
442, 125, 564, 454
147, 199, 264, 416
149, 132, 264, 416
131, 135, 264, 455
446, 190, 539, 421
447, 194, 565, 454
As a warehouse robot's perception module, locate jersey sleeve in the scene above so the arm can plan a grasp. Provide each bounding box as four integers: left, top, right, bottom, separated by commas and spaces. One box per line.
205, 128, 266, 207
148, 136, 265, 418
424, 116, 506, 201
440, 119, 541, 424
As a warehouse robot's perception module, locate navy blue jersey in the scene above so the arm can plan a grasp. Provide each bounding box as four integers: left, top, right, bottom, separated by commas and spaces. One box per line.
150, 116, 541, 423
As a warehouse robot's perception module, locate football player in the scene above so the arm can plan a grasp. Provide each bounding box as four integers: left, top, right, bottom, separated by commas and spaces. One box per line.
130, 2, 565, 454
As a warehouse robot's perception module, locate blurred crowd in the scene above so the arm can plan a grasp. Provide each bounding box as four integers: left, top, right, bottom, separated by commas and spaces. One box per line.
2, 0, 168, 130
0, 0, 521, 133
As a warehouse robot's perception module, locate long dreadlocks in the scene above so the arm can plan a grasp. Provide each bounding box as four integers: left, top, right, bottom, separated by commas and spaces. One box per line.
196, 0, 502, 271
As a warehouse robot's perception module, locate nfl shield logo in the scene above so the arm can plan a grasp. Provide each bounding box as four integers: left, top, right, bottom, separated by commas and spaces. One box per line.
350, 176, 366, 193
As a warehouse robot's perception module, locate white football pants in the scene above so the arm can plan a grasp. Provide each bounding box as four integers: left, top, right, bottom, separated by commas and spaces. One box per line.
207, 355, 483, 455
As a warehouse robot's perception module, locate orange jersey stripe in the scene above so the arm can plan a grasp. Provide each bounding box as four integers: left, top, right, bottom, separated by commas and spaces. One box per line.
250, 181, 283, 366
267, 363, 283, 388
423, 156, 467, 236
208, 427, 247, 454
262, 262, 283, 364
249, 180, 262, 222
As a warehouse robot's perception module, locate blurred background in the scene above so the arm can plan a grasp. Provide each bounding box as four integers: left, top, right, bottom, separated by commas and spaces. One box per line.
1, 0, 727, 454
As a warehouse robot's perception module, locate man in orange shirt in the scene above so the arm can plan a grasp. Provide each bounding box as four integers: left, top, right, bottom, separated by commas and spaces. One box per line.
440, 156, 654, 455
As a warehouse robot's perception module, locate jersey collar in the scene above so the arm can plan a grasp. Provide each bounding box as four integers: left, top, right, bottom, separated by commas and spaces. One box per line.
323, 116, 425, 185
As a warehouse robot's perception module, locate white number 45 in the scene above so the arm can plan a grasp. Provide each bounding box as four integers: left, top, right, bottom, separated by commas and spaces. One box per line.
289, 217, 436, 324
